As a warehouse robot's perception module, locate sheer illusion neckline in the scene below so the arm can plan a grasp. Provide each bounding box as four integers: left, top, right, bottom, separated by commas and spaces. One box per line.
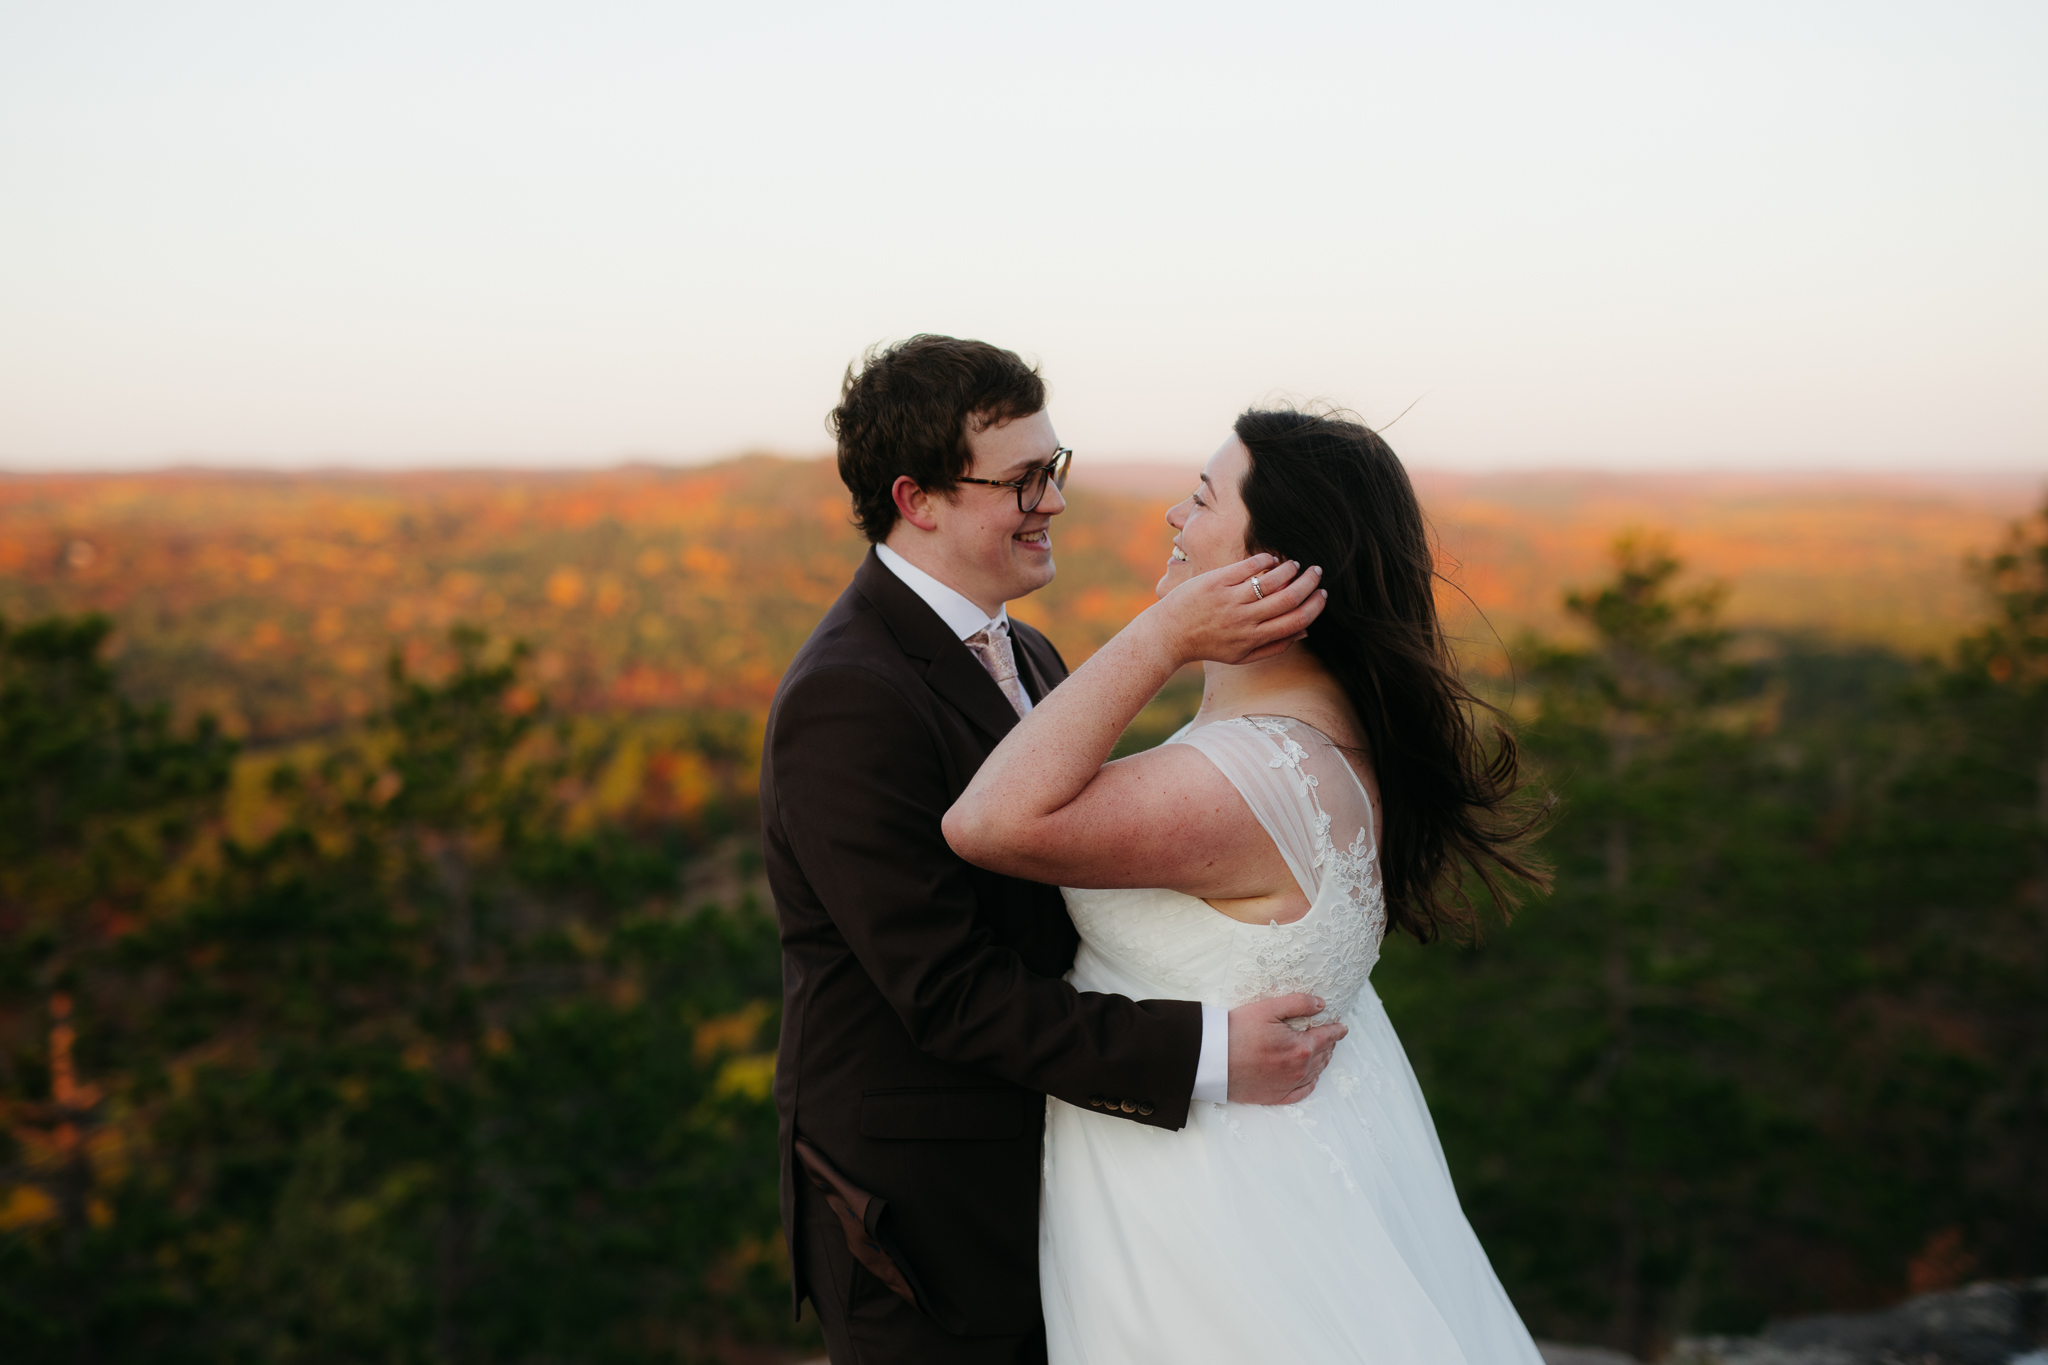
1172, 714, 1380, 930
1183, 713, 1379, 823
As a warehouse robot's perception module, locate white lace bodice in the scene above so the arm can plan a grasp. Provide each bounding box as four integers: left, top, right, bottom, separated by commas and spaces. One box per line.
1061, 715, 1387, 1028
1044, 718, 1546, 1365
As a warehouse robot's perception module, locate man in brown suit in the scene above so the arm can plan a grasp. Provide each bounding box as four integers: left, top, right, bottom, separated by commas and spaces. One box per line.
763, 336, 1341, 1363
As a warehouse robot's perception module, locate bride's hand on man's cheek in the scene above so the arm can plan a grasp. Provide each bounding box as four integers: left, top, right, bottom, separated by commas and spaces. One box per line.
1153, 553, 1327, 666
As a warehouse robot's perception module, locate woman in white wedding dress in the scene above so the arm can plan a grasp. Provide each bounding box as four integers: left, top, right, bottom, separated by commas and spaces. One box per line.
946, 408, 1549, 1363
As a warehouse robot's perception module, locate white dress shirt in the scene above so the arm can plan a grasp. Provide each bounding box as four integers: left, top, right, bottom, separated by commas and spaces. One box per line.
875, 543, 1033, 712
874, 543, 1230, 1105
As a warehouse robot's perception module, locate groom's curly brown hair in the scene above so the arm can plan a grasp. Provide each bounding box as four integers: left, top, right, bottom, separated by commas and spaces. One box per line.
829, 335, 1046, 543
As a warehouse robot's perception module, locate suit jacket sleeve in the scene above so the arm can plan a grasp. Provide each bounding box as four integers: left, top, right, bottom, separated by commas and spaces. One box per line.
771, 662, 1202, 1129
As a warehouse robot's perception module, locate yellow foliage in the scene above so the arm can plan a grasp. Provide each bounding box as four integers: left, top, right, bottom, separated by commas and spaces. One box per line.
0, 1183, 56, 1231
667, 749, 714, 819
591, 735, 645, 817
694, 999, 773, 1063
562, 919, 605, 958
713, 1054, 776, 1102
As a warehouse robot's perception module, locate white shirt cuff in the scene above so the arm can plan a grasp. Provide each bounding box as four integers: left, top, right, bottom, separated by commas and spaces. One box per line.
1191, 1002, 1229, 1104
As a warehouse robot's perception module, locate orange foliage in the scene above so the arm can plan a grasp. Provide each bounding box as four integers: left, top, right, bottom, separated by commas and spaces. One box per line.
1905, 1226, 1979, 1295
0, 460, 2031, 741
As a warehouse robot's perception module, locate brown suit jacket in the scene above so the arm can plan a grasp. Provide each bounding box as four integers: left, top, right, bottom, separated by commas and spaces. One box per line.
763, 550, 1203, 1337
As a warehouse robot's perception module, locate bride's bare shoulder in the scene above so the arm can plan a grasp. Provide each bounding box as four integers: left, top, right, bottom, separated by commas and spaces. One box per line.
1099, 729, 1242, 786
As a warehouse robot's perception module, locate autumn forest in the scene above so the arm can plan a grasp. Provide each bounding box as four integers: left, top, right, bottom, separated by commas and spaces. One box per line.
2, 458, 2044, 1363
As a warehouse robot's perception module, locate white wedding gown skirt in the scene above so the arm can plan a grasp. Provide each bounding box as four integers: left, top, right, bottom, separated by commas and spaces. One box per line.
1042, 717, 1543, 1364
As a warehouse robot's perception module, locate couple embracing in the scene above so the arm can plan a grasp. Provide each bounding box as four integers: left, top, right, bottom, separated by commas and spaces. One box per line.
764, 336, 1549, 1364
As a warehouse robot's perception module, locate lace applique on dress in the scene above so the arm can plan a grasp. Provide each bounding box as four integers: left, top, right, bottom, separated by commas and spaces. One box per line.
1207, 1103, 1251, 1143
1284, 1102, 1360, 1193
1189, 717, 1388, 1028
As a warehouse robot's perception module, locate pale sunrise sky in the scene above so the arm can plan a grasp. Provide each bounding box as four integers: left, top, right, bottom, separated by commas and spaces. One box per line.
1, 1, 2043, 471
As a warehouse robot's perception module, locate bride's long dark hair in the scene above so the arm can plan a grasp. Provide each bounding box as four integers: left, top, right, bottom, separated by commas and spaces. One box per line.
1234, 407, 1549, 941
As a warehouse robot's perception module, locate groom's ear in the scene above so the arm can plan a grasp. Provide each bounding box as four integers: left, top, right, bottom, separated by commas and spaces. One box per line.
891, 475, 944, 534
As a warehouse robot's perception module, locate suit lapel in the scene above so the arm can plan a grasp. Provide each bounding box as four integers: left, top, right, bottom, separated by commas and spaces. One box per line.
1010, 627, 1057, 705
853, 551, 1022, 745
926, 649, 1024, 744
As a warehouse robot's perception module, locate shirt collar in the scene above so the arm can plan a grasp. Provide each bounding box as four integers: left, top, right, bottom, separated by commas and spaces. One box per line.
874, 543, 1010, 642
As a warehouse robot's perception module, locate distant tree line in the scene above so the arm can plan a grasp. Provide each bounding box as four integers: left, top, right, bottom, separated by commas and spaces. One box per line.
2, 509, 2044, 1363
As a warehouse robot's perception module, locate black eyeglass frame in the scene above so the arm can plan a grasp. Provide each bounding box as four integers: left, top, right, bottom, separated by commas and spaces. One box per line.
954, 447, 1073, 513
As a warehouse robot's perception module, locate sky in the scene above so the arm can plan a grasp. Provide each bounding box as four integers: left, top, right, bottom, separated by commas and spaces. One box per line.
1, 0, 2043, 472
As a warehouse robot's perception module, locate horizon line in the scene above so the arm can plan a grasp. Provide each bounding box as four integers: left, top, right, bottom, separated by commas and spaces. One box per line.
0, 452, 2042, 482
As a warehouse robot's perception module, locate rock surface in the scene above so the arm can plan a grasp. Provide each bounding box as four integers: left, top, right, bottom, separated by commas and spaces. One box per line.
797, 1281, 2045, 1364
1671, 1279, 2048, 1365
1538, 1342, 1643, 1365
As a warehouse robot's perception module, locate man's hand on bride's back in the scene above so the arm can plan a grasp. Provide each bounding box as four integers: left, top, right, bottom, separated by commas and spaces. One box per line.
1150, 553, 1327, 668
1227, 993, 1348, 1105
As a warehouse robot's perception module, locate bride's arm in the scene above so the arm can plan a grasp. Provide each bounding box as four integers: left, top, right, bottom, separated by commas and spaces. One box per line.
944, 554, 1324, 893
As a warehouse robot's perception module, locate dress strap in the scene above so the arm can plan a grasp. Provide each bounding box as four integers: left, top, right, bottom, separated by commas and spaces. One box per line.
1170, 715, 1371, 906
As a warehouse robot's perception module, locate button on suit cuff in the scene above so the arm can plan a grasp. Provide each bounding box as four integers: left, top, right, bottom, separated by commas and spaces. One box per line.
1191, 1002, 1229, 1104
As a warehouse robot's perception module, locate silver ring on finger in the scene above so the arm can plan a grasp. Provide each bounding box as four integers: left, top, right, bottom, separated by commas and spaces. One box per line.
1249, 575, 1264, 600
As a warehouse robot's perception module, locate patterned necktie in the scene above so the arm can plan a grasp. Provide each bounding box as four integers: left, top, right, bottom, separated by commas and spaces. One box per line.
963, 620, 1030, 719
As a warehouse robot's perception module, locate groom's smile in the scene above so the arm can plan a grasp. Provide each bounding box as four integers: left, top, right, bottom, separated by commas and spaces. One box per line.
883, 406, 1068, 617
963, 411, 1067, 606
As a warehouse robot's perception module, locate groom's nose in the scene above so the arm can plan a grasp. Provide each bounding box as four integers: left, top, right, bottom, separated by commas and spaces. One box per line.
1035, 477, 1068, 518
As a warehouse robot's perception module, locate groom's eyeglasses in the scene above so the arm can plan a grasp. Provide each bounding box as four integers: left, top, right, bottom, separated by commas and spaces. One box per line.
955, 447, 1073, 514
